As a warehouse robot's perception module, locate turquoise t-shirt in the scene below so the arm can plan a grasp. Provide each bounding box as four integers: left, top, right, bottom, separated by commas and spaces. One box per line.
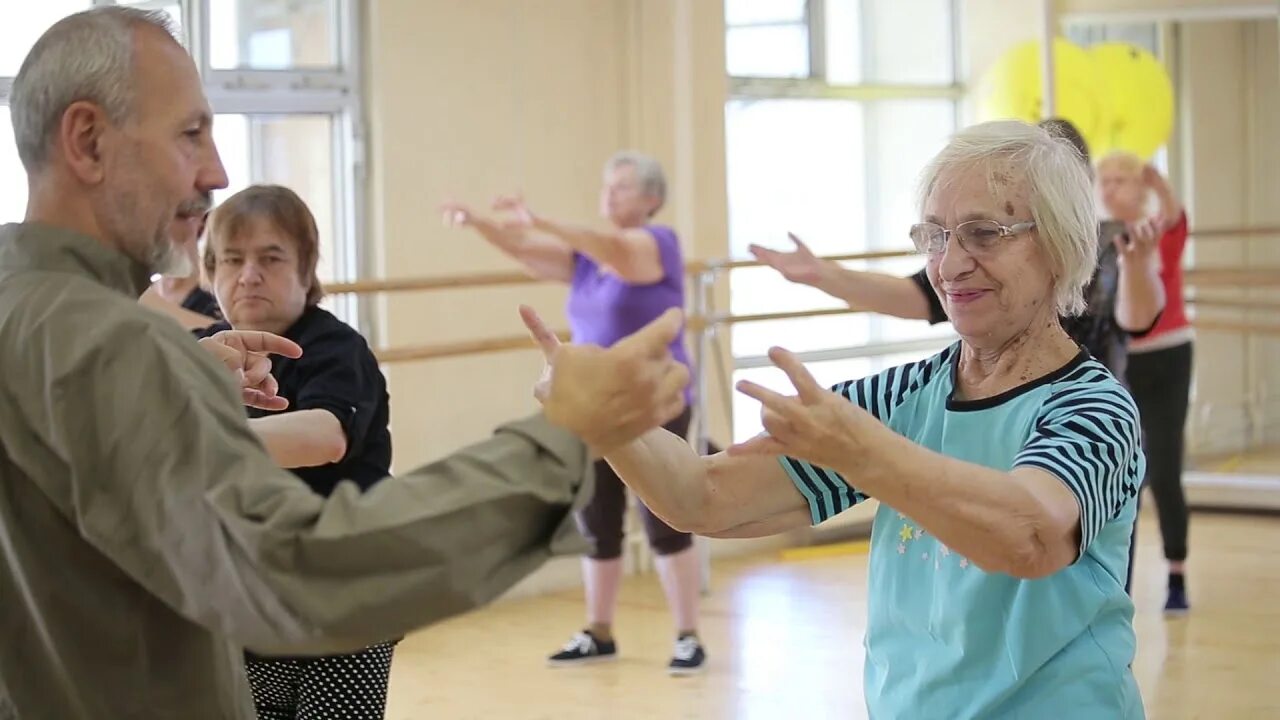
782, 343, 1145, 720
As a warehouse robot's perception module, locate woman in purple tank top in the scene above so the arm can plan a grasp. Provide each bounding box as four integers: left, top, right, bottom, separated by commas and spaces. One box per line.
442, 151, 706, 675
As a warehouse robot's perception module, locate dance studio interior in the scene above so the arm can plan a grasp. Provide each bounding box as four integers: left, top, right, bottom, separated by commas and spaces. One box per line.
1, 1, 1278, 719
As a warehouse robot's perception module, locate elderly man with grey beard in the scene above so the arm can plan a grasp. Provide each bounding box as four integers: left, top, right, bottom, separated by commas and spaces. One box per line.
0, 7, 689, 719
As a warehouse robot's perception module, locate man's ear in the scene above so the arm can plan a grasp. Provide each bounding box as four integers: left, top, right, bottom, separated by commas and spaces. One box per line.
59, 100, 114, 185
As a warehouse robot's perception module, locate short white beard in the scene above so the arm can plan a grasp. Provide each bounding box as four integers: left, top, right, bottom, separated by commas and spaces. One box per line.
151, 239, 195, 279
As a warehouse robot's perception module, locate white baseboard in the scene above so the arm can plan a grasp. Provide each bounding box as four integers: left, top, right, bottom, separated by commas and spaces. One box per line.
1183, 471, 1280, 511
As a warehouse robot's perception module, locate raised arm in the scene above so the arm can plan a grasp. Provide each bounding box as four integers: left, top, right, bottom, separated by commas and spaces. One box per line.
519, 304, 813, 537
1110, 219, 1166, 333
749, 234, 939, 322
732, 349, 1140, 580
249, 410, 347, 468
441, 201, 574, 283
495, 195, 664, 285
139, 285, 220, 330
25, 305, 691, 656
601, 428, 812, 538
1144, 164, 1184, 228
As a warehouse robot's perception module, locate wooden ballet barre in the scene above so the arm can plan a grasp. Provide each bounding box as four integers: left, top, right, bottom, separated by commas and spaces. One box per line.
1188, 226, 1280, 239
1192, 320, 1280, 337
690, 306, 866, 332
327, 270, 540, 296
374, 331, 568, 364
370, 315, 1277, 366
326, 228, 1279, 299
701, 248, 918, 272
1185, 269, 1280, 287
1188, 298, 1280, 312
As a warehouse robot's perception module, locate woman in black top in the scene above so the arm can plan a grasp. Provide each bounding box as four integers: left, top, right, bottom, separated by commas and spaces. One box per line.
198, 184, 395, 720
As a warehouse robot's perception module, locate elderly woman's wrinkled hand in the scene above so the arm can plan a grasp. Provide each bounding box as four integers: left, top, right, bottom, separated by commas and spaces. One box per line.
519, 305, 689, 452
729, 347, 882, 473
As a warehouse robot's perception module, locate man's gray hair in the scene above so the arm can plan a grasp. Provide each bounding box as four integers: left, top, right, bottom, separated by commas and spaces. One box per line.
10, 6, 179, 172
919, 119, 1098, 317
605, 151, 667, 214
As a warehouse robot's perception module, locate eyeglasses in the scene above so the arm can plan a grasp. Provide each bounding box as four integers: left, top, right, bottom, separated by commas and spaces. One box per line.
908, 220, 1037, 256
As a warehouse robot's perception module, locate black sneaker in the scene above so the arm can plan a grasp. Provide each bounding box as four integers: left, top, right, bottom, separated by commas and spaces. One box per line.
667, 634, 706, 676
1164, 574, 1190, 614
547, 630, 617, 666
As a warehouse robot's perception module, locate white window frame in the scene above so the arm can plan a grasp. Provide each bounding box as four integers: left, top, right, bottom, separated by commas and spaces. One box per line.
0, 0, 371, 337
725, 0, 963, 372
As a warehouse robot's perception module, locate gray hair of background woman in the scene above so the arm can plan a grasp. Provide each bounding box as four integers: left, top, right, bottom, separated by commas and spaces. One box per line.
918, 119, 1098, 317
10, 6, 177, 171
606, 151, 668, 216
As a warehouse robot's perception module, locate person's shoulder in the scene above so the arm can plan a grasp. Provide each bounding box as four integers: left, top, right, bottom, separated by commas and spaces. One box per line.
643, 224, 681, 245
293, 307, 378, 361
3, 274, 220, 376
830, 343, 957, 407
1042, 354, 1139, 421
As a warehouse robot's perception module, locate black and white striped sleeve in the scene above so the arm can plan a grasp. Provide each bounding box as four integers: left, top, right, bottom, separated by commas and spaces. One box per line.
778, 350, 949, 525
1013, 380, 1143, 556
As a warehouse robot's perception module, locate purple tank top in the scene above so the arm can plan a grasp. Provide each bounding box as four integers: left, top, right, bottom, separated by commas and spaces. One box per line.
566, 225, 692, 403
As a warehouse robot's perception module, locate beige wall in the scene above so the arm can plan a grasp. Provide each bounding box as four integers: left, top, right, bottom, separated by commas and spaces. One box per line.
1176, 18, 1280, 454
365, 0, 730, 473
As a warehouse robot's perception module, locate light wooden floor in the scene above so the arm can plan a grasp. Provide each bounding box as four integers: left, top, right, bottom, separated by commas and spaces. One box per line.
385, 509, 1280, 719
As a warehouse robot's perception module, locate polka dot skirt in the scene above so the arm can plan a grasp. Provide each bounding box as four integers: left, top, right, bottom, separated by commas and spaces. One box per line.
246, 641, 396, 719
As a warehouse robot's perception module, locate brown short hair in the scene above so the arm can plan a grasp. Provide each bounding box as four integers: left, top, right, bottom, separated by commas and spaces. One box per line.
204, 185, 324, 306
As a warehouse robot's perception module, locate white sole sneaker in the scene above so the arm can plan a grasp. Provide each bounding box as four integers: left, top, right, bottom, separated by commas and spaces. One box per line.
547, 654, 619, 668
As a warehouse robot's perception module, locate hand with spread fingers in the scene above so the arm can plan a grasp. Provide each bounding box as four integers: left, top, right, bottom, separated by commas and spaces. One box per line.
518, 304, 689, 452
197, 330, 303, 411
747, 233, 825, 285
493, 194, 537, 229
729, 346, 885, 474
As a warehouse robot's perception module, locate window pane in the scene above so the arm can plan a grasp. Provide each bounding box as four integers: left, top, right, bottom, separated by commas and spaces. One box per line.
727, 25, 809, 78
732, 357, 874, 443
1066, 22, 1160, 54
116, 1, 186, 44
826, 0, 955, 85
213, 114, 336, 281
726, 0, 806, 26
863, 99, 956, 343
725, 99, 866, 258
726, 98, 868, 356
0, 1, 93, 77
211, 113, 351, 322
209, 0, 337, 70
865, 99, 955, 251
0, 108, 27, 224
824, 0, 863, 84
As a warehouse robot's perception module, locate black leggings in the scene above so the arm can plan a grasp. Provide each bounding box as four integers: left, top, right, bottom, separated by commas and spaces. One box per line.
1124, 341, 1193, 585
578, 408, 695, 560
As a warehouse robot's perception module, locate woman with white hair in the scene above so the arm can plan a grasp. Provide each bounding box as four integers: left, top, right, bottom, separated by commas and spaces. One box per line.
441, 152, 707, 674
522, 121, 1145, 718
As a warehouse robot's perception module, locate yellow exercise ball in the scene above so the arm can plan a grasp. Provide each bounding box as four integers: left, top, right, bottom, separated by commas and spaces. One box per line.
1089, 42, 1174, 160
975, 38, 1110, 155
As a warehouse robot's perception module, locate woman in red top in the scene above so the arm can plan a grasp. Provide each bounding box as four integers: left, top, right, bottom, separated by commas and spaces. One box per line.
1098, 151, 1193, 613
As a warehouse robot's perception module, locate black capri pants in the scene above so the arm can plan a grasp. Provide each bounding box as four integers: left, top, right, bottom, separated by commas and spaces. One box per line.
578, 407, 696, 560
